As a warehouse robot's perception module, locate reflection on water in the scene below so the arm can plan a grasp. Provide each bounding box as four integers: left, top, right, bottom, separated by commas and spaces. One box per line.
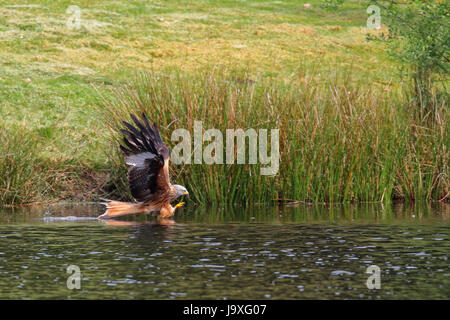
0, 202, 448, 299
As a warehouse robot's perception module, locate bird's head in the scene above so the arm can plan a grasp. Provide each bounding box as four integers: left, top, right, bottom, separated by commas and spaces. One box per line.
174, 184, 189, 199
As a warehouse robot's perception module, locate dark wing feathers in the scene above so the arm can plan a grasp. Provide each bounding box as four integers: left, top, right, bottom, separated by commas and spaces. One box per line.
120, 113, 171, 202
127, 164, 154, 201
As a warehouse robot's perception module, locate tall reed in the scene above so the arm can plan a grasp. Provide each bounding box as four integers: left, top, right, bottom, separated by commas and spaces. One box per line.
96, 70, 448, 204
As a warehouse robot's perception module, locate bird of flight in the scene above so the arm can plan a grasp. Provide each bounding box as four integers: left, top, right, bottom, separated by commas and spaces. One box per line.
98, 113, 188, 220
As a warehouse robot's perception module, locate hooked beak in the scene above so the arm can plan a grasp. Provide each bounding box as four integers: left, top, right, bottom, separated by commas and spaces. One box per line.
184, 191, 189, 195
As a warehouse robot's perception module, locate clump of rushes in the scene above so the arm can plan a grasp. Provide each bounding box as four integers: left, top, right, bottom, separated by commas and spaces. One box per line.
0, 123, 51, 205
0, 122, 85, 206
95, 70, 448, 205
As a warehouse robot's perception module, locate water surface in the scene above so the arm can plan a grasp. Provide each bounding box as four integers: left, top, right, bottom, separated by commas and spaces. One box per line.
0, 202, 448, 299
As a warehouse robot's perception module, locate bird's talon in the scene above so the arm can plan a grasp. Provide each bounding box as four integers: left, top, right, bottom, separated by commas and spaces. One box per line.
175, 202, 184, 209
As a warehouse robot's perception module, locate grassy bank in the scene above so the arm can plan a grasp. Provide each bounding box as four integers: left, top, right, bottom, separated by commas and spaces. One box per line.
0, 0, 448, 205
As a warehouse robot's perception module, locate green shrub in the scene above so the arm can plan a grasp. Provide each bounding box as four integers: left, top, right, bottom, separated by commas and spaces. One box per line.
368, 0, 449, 120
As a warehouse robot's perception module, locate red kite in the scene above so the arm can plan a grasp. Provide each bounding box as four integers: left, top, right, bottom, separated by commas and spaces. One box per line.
98, 113, 188, 219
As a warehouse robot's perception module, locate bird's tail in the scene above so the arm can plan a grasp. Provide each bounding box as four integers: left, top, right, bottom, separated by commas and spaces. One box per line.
98, 199, 147, 219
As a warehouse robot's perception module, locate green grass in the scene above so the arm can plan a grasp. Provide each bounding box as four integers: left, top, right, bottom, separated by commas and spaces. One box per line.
0, 0, 448, 205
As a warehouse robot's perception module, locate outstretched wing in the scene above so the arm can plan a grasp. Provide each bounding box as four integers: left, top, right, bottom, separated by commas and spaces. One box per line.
119, 113, 171, 202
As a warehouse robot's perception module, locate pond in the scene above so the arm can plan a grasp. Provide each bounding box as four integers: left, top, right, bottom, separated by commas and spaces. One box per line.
0, 202, 448, 299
